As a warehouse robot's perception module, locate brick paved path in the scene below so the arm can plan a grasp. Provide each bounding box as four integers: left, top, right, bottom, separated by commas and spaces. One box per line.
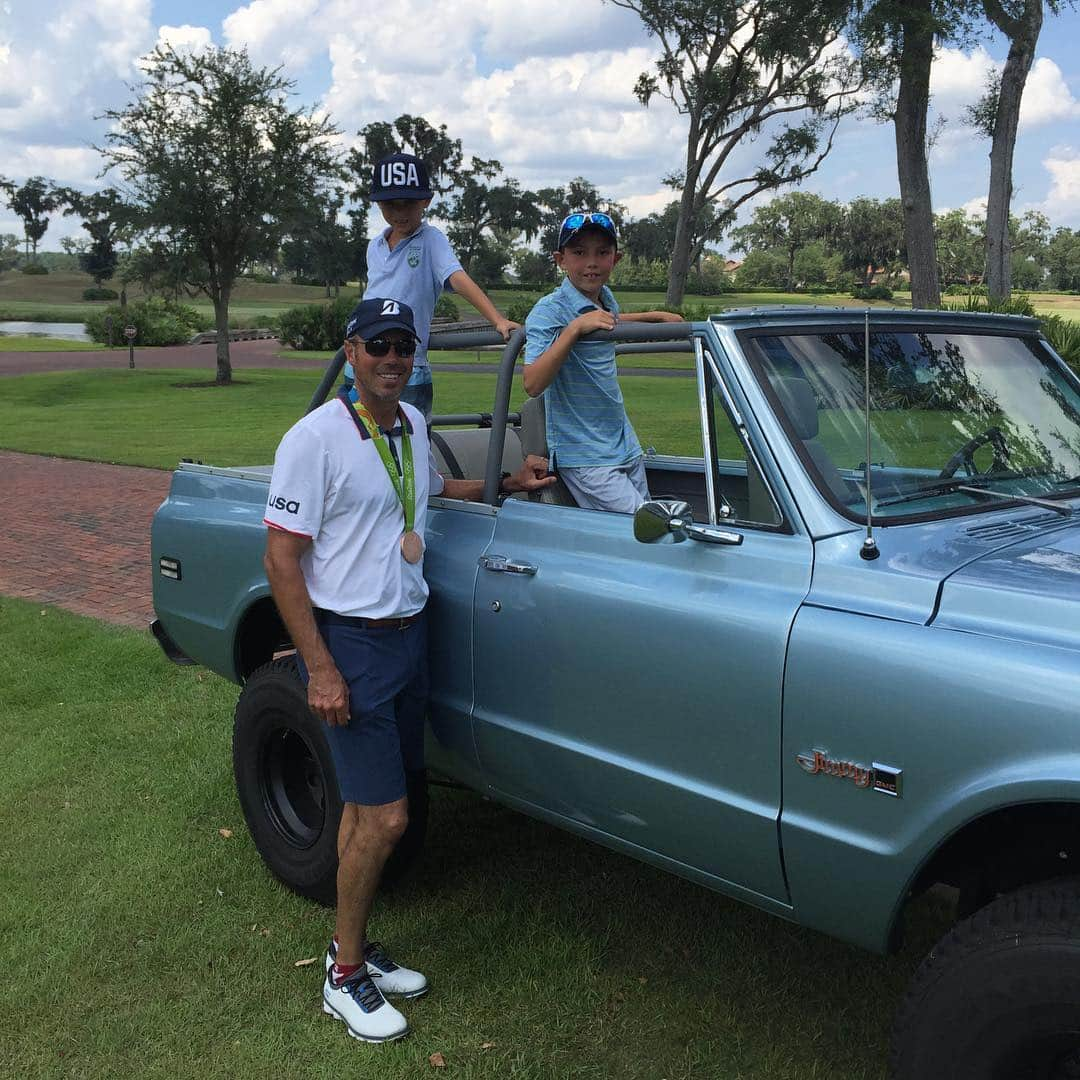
0, 451, 170, 627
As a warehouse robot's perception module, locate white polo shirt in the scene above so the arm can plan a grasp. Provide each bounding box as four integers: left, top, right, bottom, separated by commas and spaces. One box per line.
263, 397, 445, 619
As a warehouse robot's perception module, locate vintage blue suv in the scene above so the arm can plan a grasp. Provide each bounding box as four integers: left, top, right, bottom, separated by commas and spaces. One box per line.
152, 309, 1080, 1079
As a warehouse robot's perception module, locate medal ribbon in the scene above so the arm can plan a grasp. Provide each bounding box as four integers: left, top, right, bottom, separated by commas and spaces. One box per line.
343, 391, 416, 534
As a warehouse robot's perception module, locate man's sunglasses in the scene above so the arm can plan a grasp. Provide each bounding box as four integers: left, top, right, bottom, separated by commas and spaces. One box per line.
558, 212, 617, 246
362, 337, 417, 358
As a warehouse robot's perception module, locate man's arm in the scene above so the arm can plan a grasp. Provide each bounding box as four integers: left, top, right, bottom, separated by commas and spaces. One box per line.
618, 310, 685, 324
264, 529, 350, 727
447, 269, 519, 341
439, 454, 557, 501
522, 309, 617, 397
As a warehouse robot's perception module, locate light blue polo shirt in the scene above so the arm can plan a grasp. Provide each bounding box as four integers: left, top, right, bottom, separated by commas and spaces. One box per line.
523, 277, 641, 468
344, 221, 463, 388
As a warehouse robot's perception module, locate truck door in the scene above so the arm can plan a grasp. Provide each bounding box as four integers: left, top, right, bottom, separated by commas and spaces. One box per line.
470, 339, 812, 903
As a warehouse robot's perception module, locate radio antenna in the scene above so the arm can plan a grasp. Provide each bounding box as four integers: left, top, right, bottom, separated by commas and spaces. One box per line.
860, 307, 880, 561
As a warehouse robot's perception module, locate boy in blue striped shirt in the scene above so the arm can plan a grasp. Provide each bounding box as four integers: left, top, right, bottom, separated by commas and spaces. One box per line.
523, 212, 683, 513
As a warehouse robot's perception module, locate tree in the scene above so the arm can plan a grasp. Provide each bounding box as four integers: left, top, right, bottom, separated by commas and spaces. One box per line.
841, 196, 907, 282
4, 176, 64, 262
612, 0, 863, 306
857, 0, 976, 308
1046, 228, 1080, 291
0, 233, 19, 277
969, 0, 1057, 301
732, 191, 843, 290
935, 207, 985, 283
282, 188, 354, 296
440, 157, 542, 282
99, 45, 341, 384
62, 188, 134, 287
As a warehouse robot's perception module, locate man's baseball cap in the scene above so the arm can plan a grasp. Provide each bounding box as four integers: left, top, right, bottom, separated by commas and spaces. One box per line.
370, 152, 433, 201
557, 211, 618, 250
344, 298, 420, 341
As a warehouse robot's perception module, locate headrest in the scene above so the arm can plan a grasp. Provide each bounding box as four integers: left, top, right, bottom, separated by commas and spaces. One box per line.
773, 377, 819, 441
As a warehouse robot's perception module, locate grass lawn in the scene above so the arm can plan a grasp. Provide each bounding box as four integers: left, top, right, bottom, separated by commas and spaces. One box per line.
0, 335, 104, 352
0, 364, 1008, 471
1, 596, 953, 1078
0, 368, 708, 468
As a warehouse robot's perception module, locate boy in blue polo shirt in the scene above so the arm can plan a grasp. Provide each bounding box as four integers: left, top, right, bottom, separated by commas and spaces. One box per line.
344, 153, 518, 420
523, 211, 683, 513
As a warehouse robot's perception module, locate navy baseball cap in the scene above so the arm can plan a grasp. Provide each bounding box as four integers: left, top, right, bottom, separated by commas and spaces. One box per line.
370, 153, 433, 201
557, 211, 618, 250
344, 298, 420, 341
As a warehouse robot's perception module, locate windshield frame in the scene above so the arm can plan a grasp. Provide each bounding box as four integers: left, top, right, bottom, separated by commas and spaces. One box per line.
738, 319, 1080, 527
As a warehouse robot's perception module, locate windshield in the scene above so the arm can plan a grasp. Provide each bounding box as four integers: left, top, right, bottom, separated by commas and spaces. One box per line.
744, 326, 1080, 522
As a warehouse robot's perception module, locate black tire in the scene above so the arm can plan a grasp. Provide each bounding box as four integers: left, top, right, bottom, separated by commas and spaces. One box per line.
891, 877, 1080, 1080
232, 658, 428, 905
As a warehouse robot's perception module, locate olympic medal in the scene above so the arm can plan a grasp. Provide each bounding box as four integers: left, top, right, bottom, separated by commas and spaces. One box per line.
400, 530, 424, 564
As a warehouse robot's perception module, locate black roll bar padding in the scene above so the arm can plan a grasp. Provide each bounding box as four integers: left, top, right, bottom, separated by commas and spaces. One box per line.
303, 323, 696, 502
482, 327, 527, 504
306, 346, 348, 416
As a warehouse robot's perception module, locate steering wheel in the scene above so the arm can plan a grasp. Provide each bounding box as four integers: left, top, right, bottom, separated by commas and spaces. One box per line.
939, 426, 1010, 480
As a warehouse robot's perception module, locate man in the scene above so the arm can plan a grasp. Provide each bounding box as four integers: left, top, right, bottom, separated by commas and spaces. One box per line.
263, 297, 553, 1044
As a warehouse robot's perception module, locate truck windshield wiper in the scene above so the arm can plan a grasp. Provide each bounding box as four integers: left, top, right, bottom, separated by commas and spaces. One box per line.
876, 477, 1073, 517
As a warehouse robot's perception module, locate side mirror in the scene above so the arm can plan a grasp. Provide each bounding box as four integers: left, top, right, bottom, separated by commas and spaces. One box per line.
634, 500, 744, 547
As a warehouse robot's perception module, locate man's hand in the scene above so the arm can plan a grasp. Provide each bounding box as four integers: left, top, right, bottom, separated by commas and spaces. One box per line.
504, 454, 558, 494
308, 663, 350, 727
493, 317, 521, 341
650, 310, 685, 323
571, 309, 617, 337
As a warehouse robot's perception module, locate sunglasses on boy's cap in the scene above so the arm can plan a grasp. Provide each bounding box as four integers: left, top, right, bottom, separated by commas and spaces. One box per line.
558, 211, 618, 249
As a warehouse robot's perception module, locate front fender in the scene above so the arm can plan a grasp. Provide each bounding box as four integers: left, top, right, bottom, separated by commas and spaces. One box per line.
780, 606, 1080, 952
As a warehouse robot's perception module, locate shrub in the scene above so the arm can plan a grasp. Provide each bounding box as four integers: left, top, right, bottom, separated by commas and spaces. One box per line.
83, 286, 119, 301
939, 292, 1036, 317
84, 297, 212, 346
434, 295, 460, 320
507, 296, 541, 324
276, 296, 359, 351
1041, 314, 1080, 372
851, 283, 894, 301
20, 263, 48, 275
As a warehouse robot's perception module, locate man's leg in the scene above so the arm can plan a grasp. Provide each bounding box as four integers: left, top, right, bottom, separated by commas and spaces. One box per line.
334, 797, 408, 966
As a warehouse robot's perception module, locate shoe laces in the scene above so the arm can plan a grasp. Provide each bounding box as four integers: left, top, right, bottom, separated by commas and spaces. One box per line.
338, 969, 385, 1013
364, 941, 400, 972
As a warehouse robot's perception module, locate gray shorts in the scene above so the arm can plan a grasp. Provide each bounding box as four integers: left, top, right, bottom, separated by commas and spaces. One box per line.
559, 458, 650, 514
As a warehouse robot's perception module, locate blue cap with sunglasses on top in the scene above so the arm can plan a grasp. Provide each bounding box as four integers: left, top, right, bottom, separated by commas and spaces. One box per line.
344, 297, 420, 342
557, 211, 618, 250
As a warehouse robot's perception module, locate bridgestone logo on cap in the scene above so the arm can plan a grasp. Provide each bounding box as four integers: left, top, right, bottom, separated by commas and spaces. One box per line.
381, 300, 401, 315
380, 162, 421, 189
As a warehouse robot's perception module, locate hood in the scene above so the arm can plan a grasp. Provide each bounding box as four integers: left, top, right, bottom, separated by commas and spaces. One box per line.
933, 522, 1080, 650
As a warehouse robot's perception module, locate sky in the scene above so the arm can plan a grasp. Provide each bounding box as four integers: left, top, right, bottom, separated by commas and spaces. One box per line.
2, 0, 1080, 253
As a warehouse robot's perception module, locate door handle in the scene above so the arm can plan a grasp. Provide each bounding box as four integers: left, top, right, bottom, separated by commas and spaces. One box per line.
478, 553, 538, 576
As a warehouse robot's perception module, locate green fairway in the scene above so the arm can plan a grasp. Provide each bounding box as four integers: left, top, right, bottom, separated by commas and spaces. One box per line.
0, 596, 954, 1078
0, 335, 104, 352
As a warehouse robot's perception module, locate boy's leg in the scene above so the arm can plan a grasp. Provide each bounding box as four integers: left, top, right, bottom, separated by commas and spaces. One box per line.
560, 459, 650, 514
401, 380, 433, 422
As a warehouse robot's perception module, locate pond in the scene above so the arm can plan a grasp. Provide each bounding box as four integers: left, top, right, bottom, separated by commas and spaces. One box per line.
0, 321, 92, 341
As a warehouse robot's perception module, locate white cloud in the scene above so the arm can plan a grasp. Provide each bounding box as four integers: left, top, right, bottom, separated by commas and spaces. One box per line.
1019, 58, 1080, 128
1040, 147, 1080, 225
156, 24, 214, 54
222, 0, 320, 69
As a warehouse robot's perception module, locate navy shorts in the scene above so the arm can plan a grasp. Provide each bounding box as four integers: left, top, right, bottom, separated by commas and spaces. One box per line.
298, 610, 428, 806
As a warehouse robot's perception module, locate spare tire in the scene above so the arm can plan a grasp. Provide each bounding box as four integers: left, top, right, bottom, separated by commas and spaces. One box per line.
232, 658, 428, 905
891, 877, 1080, 1080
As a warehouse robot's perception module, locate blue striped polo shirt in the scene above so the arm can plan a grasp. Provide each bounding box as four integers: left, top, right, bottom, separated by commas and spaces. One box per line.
523, 277, 641, 468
